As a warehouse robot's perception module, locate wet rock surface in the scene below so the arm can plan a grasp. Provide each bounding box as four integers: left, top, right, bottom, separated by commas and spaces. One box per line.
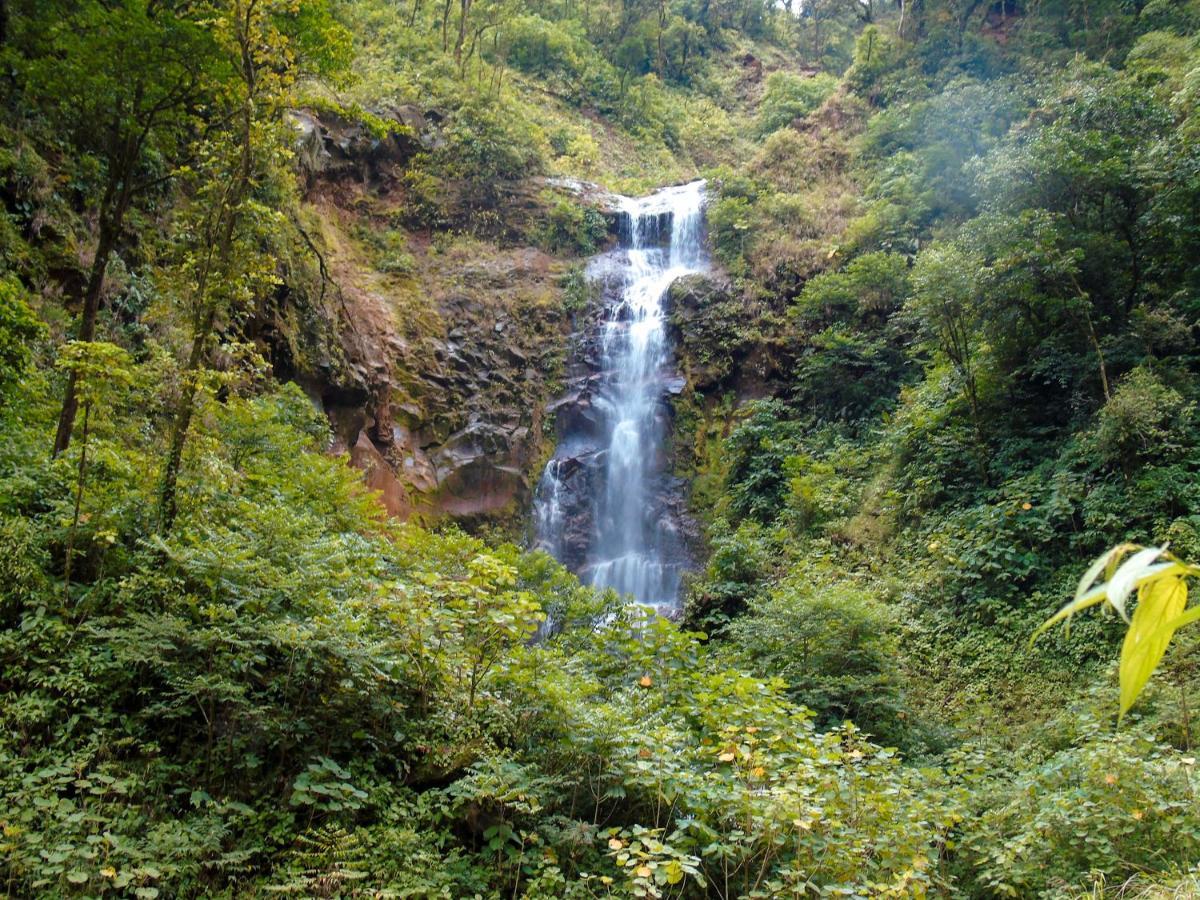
666, 273, 789, 398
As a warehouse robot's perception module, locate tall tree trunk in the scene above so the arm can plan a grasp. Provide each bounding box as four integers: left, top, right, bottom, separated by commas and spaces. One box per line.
159, 1, 256, 532
158, 304, 217, 531
441, 0, 453, 51
63, 401, 91, 602
53, 132, 138, 456
453, 0, 471, 65
53, 216, 117, 456
1068, 274, 1112, 403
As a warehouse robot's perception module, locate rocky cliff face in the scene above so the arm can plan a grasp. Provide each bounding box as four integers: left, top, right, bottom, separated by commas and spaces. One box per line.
662, 273, 793, 522
666, 274, 788, 398
283, 107, 615, 529
325, 249, 567, 524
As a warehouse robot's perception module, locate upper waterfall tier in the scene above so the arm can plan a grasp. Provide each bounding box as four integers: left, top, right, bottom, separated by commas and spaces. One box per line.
533, 180, 708, 612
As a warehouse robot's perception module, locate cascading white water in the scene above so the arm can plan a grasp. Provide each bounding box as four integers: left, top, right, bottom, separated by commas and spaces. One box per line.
533, 180, 708, 612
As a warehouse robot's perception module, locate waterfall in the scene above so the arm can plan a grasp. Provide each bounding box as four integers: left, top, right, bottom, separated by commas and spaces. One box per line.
533, 180, 708, 613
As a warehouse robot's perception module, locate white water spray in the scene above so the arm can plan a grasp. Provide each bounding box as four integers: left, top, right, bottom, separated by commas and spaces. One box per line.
534, 180, 708, 612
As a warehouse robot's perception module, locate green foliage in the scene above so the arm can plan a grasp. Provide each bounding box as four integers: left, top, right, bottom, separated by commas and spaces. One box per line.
723, 399, 806, 524
268, 823, 369, 895
11, 0, 217, 179
704, 195, 755, 272
55, 341, 134, 410
685, 12, 1200, 896
794, 325, 912, 421
355, 225, 417, 275
684, 516, 777, 631
905, 243, 985, 416
0, 352, 974, 894
1092, 368, 1196, 475
536, 195, 609, 255
844, 25, 906, 101
791, 252, 913, 419
956, 732, 1200, 898
794, 250, 909, 325
290, 758, 369, 812
560, 265, 596, 314
728, 579, 908, 744
0, 275, 45, 387
755, 71, 837, 136
504, 13, 621, 102
436, 99, 547, 184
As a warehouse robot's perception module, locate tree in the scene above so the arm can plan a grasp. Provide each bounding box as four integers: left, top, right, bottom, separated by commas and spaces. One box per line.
54, 341, 133, 600
973, 64, 1171, 318
10, 0, 219, 456
755, 71, 838, 136
155, 0, 350, 531
907, 243, 983, 426
957, 211, 1113, 404
157, 0, 295, 531
791, 0, 860, 69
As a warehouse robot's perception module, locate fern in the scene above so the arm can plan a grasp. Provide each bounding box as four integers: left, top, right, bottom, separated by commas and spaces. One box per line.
267, 824, 369, 897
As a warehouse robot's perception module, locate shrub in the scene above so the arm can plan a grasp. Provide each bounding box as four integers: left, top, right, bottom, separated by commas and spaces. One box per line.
729, 580, 908, 744
536, 195, 608, 255
705, 195, 755, 272
793, 250, 910, 326
756, 71, 838, 136
0, 276, 45, 389
958, 733, 1200, 898
1092, 367, 1196, 475
684, 517, 776, 631
724, 399, 807, 524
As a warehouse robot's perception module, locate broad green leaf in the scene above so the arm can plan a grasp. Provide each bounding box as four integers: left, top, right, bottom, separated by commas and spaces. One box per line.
1119, 574, 1187, 720
1034, 549, 1189, 645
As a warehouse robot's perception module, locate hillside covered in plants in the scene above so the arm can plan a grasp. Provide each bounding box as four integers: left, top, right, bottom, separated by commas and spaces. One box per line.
2, 0, 1200, 896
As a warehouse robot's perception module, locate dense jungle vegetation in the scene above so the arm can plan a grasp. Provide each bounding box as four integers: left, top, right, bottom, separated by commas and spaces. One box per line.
3, 0, 1200, 895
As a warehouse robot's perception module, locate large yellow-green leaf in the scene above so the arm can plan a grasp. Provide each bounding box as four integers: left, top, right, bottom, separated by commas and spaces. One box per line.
1074, 543, 1133, 603
1032, 565, 1184, 646
1118, 574, 1187, 720
1107, 545, 1169, 623
1167, 603, 1200, 632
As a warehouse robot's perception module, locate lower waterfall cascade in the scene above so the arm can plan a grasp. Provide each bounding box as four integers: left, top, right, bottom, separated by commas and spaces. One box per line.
533, 180, 709, 613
